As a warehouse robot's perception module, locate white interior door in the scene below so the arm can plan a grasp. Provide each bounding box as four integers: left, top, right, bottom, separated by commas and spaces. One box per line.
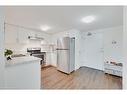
85, 33, 104, 70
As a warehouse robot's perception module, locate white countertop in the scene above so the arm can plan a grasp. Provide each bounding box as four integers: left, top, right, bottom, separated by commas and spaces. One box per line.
5, 56, 41, 67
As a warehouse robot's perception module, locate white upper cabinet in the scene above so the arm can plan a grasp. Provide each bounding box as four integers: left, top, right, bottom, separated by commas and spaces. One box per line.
27, 29, 36, 37
5, 24, 18, 44
35, 32, 42, 38
18, 28, 29, 44
5, 24, 45, 44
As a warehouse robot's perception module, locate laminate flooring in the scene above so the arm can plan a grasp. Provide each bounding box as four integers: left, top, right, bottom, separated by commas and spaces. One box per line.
41, 66, 122, 89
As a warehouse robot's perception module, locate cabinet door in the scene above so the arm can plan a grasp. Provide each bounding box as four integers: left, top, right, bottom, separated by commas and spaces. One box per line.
35, 32, 42, 38
27, 30, 36, 37
5, 24, 18, 44
18, 28, 29, 44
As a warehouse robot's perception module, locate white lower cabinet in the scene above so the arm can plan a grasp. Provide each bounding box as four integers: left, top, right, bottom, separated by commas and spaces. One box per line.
5, 61, 41, 89
104, 63, 122, 77
114, 70, 122, 76
105, 69, 113, 74
45, 52, 51, 65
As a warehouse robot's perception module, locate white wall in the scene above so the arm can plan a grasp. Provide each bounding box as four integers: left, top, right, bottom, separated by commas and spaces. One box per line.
80, 26, 123, 70
123, 6, 127, 89
0, 7, 5, 88
51, 29, 82, 70
103, 26, 123, 63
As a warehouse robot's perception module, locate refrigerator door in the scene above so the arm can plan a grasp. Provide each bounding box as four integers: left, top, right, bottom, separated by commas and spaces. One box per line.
57, 37, 70, 49
69, 38, 75, 72
57, 49, 70, 73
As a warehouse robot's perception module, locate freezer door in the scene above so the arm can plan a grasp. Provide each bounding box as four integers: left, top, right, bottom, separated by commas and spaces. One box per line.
57, 37, 70, 49
57, 50, 70, 73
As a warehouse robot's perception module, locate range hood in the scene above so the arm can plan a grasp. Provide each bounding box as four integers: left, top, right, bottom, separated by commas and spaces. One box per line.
28, 36, 44, 40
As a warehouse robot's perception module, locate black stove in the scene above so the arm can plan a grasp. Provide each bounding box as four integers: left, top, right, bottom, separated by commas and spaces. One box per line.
27, 48, 46, 65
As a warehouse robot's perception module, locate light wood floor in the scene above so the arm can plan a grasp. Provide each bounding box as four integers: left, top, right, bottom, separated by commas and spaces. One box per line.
41, 66, 122, 89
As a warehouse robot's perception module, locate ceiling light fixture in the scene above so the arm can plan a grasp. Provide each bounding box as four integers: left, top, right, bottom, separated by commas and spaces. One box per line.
81, 16, 95, 23
40, 25, 51, 31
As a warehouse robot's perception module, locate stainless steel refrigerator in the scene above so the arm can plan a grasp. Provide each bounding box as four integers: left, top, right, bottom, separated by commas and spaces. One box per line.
56, 37, 75, 74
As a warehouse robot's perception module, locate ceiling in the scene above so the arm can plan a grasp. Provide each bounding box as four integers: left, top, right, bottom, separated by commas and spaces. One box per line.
5, 6, 123, 34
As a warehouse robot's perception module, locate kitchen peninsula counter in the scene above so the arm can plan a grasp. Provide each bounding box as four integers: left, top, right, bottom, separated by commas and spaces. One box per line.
4, 56, 41, 89
5, 56, 41, 67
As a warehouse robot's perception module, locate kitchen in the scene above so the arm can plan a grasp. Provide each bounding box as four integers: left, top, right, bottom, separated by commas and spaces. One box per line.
4, 23, 52, 66
3, 6, 123, 89
4, 22, 54, 89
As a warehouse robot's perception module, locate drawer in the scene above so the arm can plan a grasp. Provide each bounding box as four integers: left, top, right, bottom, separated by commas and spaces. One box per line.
105, 64, 122, 71
105, 69, 114, 74
105, 68, 122, 77
114, 70, 122, 77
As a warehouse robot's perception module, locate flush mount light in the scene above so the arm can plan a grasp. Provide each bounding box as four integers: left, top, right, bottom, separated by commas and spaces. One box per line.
40, 25, 51, 31
81, 16, 95, 23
